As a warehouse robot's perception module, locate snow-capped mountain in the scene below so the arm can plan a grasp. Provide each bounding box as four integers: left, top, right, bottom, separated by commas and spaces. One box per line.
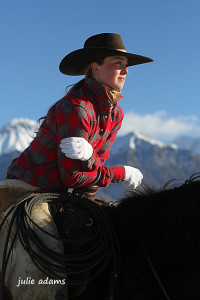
110, 131, 178, 156
0, 118, 38, 155
0, 119, 38, 179
1, 119, 200, 201
104, 132, 200, 200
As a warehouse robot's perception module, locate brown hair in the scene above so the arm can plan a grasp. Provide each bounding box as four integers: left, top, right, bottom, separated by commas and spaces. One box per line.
38, 57, 105, 125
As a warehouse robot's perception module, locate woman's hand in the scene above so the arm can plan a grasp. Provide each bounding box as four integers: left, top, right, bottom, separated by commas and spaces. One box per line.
123, 166, 143, 190
60, 137, 93, 161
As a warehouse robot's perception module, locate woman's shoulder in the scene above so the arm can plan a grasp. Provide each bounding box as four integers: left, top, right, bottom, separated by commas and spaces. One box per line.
61, 87, 93, 110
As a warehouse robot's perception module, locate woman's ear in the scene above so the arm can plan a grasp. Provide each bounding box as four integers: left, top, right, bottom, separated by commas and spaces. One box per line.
91, 62, 100, 75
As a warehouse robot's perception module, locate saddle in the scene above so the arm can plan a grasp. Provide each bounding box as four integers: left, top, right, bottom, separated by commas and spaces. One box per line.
0, 179, 41, 247
0, 181, 104, 298
0, 179, 41, 213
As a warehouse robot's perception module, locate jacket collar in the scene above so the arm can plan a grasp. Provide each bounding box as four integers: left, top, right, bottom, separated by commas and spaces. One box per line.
85, 77, 123, 107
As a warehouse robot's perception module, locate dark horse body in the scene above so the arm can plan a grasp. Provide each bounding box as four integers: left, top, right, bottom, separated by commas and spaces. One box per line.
54, 176, 200, 300
2, 176, 200, 300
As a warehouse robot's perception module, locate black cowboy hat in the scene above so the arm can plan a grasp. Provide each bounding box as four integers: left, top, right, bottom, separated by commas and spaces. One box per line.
59, 33, 153, 76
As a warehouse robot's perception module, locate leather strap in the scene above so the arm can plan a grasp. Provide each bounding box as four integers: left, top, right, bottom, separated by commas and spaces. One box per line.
73, 185, 99, 201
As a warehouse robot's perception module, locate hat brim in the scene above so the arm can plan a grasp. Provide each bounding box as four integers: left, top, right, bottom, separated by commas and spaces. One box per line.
59, 48, 153, 76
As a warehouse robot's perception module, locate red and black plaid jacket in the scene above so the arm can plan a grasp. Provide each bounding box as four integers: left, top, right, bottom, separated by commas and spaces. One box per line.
8, 77, 125, 190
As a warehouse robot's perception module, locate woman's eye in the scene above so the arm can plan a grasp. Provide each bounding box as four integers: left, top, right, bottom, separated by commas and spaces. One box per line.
115, 62, 122, 67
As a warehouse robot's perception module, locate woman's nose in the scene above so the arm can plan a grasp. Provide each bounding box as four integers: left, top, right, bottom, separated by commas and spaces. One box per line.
121, 67, 128, 75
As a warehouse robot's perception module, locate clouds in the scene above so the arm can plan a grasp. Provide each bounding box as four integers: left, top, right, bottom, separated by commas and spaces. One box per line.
119, 111, 200, 141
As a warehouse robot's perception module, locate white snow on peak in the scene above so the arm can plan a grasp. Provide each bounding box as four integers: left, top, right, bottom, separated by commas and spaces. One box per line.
134, 131, 179, 150
129, 134, 136, 150
110, 133, 135, 155
133, 130, 166, 147
0, 118, 38, 155
110, 131, 178, 155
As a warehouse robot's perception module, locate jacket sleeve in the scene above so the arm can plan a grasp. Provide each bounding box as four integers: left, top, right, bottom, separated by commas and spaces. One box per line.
55, 100, 125, 188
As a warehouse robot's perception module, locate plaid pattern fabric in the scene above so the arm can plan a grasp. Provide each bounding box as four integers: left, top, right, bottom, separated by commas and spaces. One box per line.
8, 78, 125, 190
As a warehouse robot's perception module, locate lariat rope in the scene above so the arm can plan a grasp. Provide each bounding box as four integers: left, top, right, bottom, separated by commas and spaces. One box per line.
0, 192, 121, 299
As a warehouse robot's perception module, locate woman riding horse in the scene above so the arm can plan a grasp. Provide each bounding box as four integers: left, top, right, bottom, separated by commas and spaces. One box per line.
0, 33, 153, 300
1, 32, 153, 210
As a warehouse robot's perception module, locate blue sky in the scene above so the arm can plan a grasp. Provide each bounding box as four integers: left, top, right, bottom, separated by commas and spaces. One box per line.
1, 0, 200, 141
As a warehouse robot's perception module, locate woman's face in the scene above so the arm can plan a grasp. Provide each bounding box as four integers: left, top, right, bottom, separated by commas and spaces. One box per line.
92, 55, 128, 91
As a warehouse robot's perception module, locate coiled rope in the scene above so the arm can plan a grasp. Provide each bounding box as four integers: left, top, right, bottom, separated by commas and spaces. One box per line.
0, 192, 121, 298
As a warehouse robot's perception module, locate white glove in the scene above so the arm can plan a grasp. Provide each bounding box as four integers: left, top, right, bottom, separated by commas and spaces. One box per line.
60, 137, 93, 161
123, 166, 143, 190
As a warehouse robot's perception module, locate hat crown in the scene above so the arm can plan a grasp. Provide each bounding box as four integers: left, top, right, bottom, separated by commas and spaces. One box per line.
84, 33, 126, 50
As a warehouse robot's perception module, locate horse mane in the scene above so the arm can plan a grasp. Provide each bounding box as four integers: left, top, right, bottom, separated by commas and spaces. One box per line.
117, 174, 200, 273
